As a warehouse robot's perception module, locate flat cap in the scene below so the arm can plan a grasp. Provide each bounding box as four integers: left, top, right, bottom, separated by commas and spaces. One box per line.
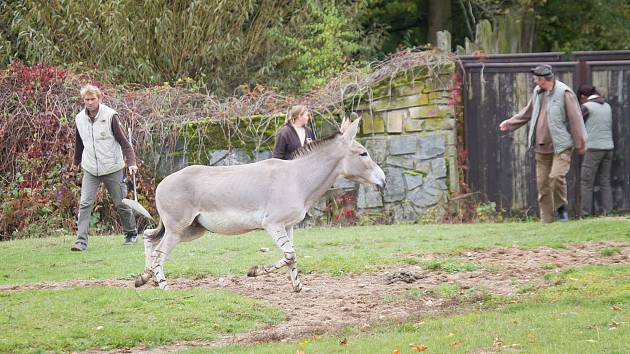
530, 64, 553, 77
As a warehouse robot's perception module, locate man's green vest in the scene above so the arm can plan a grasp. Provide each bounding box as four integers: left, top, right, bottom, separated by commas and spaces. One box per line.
583, 97, 614, 150
528, 79, 585, 154
75, 103, 125, 176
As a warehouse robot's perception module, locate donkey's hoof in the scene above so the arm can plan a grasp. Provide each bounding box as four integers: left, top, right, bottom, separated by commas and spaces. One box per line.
134, 273, 150, 288
158, 282, 169, 290
247, 266, 259, 277
293, 283, 303, 293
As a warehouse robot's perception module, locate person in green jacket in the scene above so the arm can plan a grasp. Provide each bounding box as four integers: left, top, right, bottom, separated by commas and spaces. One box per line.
578, 84, 614, 217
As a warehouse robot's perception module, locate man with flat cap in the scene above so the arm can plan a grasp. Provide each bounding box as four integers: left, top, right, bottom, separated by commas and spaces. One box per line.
499, 64, 586, 223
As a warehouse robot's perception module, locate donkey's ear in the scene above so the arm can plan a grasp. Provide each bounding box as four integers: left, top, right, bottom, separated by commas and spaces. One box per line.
340, 116, 351, 133
342, 117, 361, 141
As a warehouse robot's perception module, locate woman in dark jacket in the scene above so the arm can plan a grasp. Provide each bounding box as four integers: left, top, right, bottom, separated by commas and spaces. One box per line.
272, 105, 316, 160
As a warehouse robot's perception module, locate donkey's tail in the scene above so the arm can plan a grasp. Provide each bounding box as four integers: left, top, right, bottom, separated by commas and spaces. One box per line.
122, 199, 154, 222
144, 218, 165, 242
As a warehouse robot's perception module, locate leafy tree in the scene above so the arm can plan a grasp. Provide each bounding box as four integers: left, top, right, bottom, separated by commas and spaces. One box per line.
272, 0, 382, 93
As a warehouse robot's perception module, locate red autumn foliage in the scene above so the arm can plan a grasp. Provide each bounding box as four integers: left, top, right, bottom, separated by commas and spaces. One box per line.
0, 62, 155, 240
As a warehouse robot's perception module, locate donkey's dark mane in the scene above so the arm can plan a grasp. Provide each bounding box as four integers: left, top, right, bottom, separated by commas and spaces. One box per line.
289, 131, 342, 160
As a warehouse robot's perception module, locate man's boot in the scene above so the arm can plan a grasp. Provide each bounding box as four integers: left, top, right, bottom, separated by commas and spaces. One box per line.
124, 231, 138, 245
556, 206, 569, 222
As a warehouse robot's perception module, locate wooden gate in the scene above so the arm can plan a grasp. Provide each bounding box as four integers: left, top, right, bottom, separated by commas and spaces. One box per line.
460, 51, 630, 217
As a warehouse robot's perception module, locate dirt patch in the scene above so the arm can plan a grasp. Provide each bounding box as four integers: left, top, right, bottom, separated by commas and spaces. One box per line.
2, 241, 629, 353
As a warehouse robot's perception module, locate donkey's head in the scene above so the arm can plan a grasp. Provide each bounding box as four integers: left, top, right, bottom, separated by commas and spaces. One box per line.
338, 117, 386, 188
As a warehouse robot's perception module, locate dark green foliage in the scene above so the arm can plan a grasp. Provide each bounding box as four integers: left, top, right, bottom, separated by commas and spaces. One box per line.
0, 0, 381, 95
365, 0, 630, 54
535, 0, 630, 51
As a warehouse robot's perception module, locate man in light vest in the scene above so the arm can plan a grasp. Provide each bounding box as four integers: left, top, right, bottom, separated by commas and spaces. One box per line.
499, 64, 586, 223
71, 84, 138, 251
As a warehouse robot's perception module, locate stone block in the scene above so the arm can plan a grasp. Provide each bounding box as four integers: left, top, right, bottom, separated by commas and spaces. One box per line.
385, 155, 414, 169
445, 131, 456, 145
428, 91, 443, 99
373, 116, 385, 133
385, 109, 405, 133
409, 105, 440, 118
422, 118, 456, 131
431, 158, 447, 178
413, 161, 432, 174
424, 177, 448, 195
362, 115, 375, 134
357, 184, 383, 209
404, 118, 425, 132
383, 167, 406, 202
388, 135, 417, 155
430, 98, 450, 105
407, 187, 442, 208
360, 113, 386, 134
418, 134, 446, 159
407, 177, 447, 208
403, 173, 424, 190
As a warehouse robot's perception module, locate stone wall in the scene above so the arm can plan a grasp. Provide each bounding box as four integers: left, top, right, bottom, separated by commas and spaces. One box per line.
320, 64, 459, 222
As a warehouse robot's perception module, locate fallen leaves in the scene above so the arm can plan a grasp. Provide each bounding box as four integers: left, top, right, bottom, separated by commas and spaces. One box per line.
449, 339, 464, 348
609, 320, 620, 330
409, 343, 428, 351
492, 335, 503, 349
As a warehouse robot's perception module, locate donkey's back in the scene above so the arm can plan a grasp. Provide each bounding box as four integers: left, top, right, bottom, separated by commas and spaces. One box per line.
155, 160, 304, 235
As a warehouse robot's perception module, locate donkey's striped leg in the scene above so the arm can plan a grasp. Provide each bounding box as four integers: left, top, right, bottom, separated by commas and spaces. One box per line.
134, 230, 160, 287
149, 232, 180, 290
248, 224, 302, 292
285, 226, 302, 292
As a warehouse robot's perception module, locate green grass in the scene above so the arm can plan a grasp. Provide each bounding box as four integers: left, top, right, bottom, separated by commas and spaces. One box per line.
1, 218, 629, 353
422, 258, 479, 273
600, 246, 623, 257
1, 217, 629, 285
0, 288, 285, 353
194, 265, 630, 354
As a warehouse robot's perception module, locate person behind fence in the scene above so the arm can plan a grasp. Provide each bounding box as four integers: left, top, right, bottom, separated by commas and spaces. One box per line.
499, 64, 586, 223
272, 105, 315, 160
71, 84, 139, 251
577, 84, 614, 217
